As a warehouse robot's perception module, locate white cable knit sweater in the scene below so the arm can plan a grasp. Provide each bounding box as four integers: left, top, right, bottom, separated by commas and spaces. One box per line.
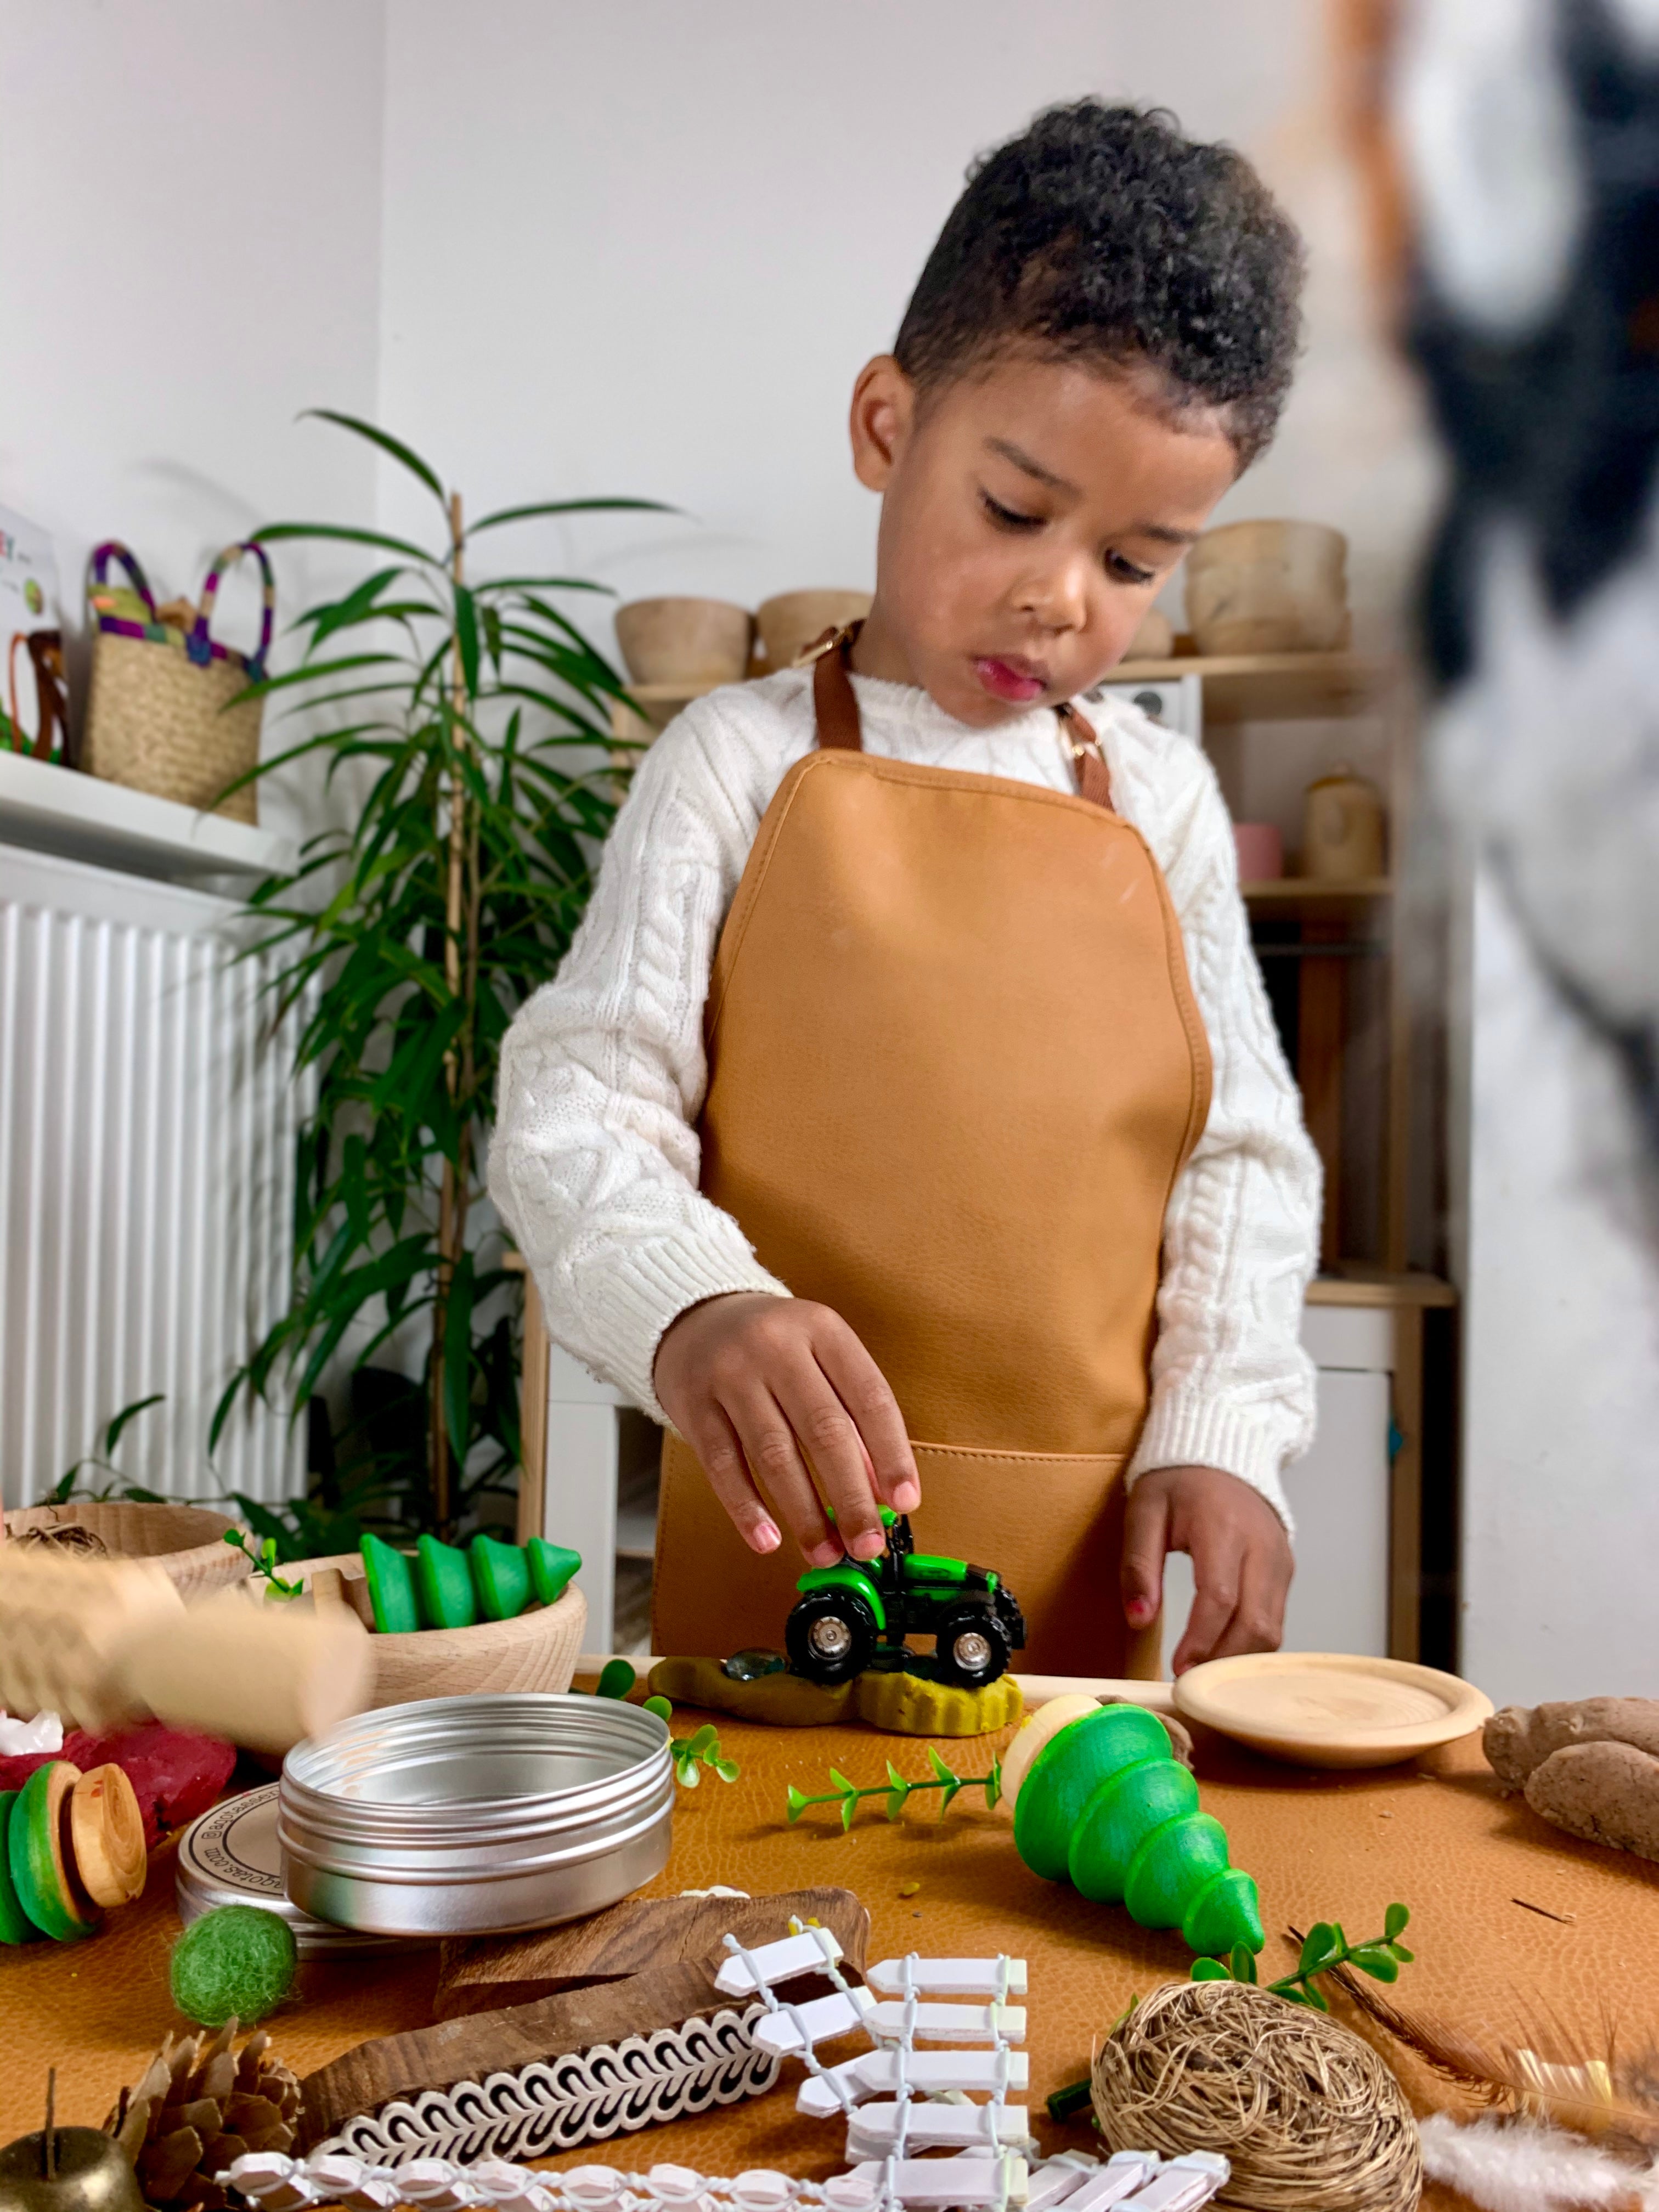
487, 666, 1321, 1529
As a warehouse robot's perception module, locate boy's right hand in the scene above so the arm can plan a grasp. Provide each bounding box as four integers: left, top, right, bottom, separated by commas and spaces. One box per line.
653, 1293, 920, 1569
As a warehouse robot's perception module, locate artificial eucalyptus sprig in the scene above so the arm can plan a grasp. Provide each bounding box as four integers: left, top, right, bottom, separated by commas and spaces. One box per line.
1190, 1903, 1414, 2010
786, 1746, 1003, 1831
222, 1527, 303, 1599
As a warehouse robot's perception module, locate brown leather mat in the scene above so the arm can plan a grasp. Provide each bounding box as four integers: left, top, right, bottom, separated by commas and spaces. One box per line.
4, 1706, 1658, 2212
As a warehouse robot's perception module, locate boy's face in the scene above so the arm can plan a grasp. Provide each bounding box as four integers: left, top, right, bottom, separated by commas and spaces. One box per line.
850, 352, 1239, 726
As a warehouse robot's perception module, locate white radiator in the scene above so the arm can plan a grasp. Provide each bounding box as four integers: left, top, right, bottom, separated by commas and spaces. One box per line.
0, 844, 311, 1511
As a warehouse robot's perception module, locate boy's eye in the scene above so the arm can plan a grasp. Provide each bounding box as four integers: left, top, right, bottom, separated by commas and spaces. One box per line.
980, 490, 1043, 532
1105, 551, 1156, 586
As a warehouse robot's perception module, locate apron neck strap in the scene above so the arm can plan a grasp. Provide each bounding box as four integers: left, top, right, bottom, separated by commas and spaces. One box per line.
806, 621, 1115, 811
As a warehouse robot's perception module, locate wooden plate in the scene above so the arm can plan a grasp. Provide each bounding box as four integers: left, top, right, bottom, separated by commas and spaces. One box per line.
1172, 1651, 1494, 1767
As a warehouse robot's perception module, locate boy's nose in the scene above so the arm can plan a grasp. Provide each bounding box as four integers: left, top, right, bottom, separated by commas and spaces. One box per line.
1017, 559, 1090, 635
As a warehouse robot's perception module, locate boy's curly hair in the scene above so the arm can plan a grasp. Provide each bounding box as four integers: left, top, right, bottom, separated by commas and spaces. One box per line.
895, 101, 1305, 467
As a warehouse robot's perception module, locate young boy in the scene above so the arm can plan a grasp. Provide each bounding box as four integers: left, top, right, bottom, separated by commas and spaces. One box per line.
489, 101, 1320, 1678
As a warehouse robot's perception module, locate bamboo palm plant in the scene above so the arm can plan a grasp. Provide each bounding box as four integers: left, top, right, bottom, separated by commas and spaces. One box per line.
212, 411, 662, 1538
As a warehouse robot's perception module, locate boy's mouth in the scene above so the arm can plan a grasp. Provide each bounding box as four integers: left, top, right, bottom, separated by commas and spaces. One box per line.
973, 653, 1049, 704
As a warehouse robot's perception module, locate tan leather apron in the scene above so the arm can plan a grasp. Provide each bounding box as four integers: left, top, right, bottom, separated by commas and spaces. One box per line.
652, 633, 1212, 1674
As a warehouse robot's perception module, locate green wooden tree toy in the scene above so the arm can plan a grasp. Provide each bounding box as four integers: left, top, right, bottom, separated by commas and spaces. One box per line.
1002, 1694, 1264, 1956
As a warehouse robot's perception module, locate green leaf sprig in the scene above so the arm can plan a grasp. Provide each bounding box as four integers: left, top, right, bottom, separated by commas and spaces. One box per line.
1190, 1903, 1414, 2010
786, 1747, 1003, 1831
638, 1695, 738, 1787
223, 1527, 304, 1599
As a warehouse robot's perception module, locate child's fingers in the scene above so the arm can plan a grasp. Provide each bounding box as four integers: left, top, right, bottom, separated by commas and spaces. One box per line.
1120, 1480, 1171, 1637
721, 1380, 842, 1567
680, 1400, 785, 1558
1201, 1539, 1289, 1663
810, 1317, 921, 1514
768, 1357, 890, 1563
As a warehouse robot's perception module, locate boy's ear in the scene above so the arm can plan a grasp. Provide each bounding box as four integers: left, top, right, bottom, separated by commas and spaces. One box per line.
849, 356, 913, 493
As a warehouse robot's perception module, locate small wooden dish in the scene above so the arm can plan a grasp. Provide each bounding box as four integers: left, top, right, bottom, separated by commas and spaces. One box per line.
2, 1500, 250, 1596
1173, 1651, 1493, 1768
283, 1553, 588, 1709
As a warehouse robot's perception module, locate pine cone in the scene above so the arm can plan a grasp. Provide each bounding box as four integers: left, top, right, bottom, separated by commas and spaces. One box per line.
104, 2021, 301, 2211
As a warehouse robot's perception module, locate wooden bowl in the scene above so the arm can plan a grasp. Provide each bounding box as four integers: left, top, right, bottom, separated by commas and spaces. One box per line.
755, 590, 873, 674
1185, 520, 1349, 656
613, 597, 753, 686
283, 1552, 588, 1708
1173, 1651, 1494, 1768
3, 1501, 250, 1595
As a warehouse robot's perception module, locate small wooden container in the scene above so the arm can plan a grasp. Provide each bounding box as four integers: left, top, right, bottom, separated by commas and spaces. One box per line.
1186, 520, 1349, 656
755, 590, 873, 674
1302, 763, 1386, 881
613, 598, 753, 686
282, 1552, 588, 1709
2, 1501, 250, 1596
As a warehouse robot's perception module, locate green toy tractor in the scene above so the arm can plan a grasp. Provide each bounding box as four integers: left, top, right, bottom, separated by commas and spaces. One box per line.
784, 1509, 1026, 1690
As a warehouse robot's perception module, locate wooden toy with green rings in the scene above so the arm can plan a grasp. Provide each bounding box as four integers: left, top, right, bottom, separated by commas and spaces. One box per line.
1001, 1693, 1264, 1957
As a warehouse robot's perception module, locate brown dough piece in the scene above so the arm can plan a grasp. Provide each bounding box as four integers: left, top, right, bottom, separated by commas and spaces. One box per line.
1523, 1740, 1659, 1863
1484, 1697, 1659, 1786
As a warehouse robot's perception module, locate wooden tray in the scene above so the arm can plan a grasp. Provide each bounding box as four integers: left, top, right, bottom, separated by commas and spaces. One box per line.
1173, 1651, 1494, 1768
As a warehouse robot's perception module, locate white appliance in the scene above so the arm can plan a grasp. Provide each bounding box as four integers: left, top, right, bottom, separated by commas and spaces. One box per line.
1160, 1303, 1393, 1661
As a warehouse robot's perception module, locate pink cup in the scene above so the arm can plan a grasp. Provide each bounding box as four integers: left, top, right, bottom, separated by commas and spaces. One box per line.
1233, 822, 1284, 882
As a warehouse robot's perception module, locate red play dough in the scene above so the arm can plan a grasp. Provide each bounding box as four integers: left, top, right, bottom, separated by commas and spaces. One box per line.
0, 1724, 235, 1850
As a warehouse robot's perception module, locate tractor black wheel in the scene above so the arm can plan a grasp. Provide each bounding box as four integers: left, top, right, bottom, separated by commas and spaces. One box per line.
786, 1589, 879, 1686
933, 1606, 1012, 1689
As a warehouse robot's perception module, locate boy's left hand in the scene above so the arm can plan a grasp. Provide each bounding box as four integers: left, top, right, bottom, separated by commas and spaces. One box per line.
1120, 1464, 1292, 1675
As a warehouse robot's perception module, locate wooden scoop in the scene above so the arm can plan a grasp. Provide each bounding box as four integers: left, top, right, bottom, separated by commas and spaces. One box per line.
0, 1550, 373, 1752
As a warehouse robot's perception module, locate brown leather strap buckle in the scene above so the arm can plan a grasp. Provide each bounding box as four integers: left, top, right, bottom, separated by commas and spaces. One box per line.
794, 624, 855, 668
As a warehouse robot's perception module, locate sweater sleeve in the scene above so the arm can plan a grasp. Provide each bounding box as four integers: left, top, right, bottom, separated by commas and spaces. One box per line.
1103, 714, 1322, 1533
486, 698, 794, 1422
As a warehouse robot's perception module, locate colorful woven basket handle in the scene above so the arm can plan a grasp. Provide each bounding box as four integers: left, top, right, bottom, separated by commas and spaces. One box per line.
88, 540, 160, 622
191, 541, 275, 682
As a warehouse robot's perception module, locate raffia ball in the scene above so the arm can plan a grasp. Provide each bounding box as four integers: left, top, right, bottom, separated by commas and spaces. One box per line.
1092, 1980, 1422, 2212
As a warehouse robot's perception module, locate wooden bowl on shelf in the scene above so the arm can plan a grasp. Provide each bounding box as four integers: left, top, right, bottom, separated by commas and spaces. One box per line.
1185, 521, 1350, 656
755, 590, 872, 674
282, 1551, 588, 1708
2, 1500, 250, 1595
613, 597, 753, 686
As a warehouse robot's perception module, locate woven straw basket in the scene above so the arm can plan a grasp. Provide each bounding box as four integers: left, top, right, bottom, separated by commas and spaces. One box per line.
82, 540, 274, 823
2, 1500, 251, 1596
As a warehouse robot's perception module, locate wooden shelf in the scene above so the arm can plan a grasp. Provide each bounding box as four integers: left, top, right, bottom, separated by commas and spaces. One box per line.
614, 651, 1398, 732
1109, 651, 1395, 723
1244, 877, 1392, 906
0, 749, 296, 884
1306, 1268, 1456, 1310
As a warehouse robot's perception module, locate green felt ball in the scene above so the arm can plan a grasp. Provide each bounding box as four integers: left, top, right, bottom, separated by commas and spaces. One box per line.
171, 1905, 297, 2027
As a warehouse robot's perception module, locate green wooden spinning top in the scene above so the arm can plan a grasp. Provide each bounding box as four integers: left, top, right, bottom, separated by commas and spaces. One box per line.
415, 1534, 478, 1629
470, 1533, 532, 1621
527, 1538, 581, 1606
359, 1532, 420, 1634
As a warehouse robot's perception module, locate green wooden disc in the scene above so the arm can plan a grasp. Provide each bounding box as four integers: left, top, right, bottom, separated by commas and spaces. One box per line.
1182, 1865, 1265, 1956
1067, 1755, 1199, 1905
470, 1534, 532, 1622
1122, 1807, 1231, 1931
527, 1538, 582, 1607
415, 1534, 478, 1629
1011, 1705, 1170, 1881
9, 1764, 97, 1943
359, 1532, 420, 1634
0, 1795, 43, 1945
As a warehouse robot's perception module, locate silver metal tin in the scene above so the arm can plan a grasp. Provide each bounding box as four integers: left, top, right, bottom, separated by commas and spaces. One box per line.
175, 1785, 410, 1956
278, 1692, 674, 1938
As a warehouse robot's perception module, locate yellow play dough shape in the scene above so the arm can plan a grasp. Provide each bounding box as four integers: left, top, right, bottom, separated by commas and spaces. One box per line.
854, 1669, 1022, 1737
648, 1657, 1022, 1735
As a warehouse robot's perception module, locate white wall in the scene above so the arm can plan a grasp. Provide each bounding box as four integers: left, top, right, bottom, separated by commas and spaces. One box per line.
1457, 870, 1659, 1702
0, 0, 388, 847
374, 0, 1436, 653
